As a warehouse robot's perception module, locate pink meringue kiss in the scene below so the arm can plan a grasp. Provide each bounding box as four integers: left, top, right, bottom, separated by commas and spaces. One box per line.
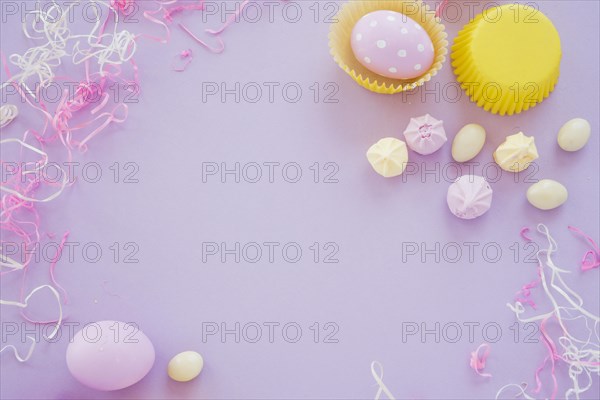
447, 175, 493, 219
403, 114, 447, 155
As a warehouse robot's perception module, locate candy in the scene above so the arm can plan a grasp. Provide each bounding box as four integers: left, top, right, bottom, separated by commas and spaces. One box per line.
526, 179, 568, 210
403, 114, 447, 155
66, 321, 155, 391
351, 10, 435, 80
451, 123, 486, 162
493, 132, 538, 172
168, 351, 204, 382
366, 137, 409, 178
557, 118, 591, 152
447, 175, 493, 219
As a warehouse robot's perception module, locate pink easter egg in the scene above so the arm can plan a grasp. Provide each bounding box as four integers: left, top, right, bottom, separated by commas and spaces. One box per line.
66, 320, 155, 391
351, 10, 435, 80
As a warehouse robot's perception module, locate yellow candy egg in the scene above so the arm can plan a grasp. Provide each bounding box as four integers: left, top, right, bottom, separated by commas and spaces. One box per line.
526, 179, 568, 210
168, 351, 204, 382
557, 118, 591, 152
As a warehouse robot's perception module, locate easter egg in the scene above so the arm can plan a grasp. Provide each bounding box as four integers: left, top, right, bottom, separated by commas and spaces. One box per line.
351, 10, 435, 80
526, 179, 568, 210
66, 320, 155, 391
168, 351, 204, 382
557, 118, 591, 152
452, 124, 486, 162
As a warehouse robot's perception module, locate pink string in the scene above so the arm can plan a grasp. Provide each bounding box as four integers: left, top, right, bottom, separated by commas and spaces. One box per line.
178, 23, 225, 53
568, 226, 600, 271
205, 0, 250, 36
469, 343, 492, 378
435, 0, 449, 18
164, 0, 205, 23
534, 317, 559, 400
520, 227, 533, 242
172, 49, 193, 71
48, 231, 70, 304
111, 0, 136, 15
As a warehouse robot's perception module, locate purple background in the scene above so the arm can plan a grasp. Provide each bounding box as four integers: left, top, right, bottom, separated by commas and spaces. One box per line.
1, 1, 598, 399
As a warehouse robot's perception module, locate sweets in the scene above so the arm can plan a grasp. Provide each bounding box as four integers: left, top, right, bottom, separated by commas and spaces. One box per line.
493, 132, 539, 172
451, 4, 561, 115
447, 175, 493, 219
366, 137, 409, 177
168, 351, 204, 382
403, 114, 447, 155
558, 118, 591, 152
66, 321, 155, 391
526, 179, 568, 210
351, 10, 435, 80
452, 123, 486, 162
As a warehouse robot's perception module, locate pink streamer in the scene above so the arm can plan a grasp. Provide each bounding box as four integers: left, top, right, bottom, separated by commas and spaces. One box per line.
534, 317, 559, 399
172, 49, 193, 71
520, 227, 533, 242
469, 343, 492, 378
178, 23, 225, 53
568, 226, 600, 271
435, 0, 449, 18
205, 0, 250, 36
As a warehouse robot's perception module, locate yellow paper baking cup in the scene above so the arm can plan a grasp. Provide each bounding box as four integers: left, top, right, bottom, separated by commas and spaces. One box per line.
329, 0, 448, 94
452, 4, 561, 116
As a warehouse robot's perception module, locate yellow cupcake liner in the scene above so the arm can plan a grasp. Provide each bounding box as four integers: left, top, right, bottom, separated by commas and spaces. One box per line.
329, 0, 448, 94
451, 4, 561, 116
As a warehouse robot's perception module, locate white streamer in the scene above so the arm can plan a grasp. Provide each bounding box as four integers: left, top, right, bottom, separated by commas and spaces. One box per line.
71, 1, 137, 72
495, 383, 535, 399
371, 361, 396, 400
2, 1, 75, 97
0, 336, 36, 363
0, 138, 68, 203
0, 104, 19, 128
503, 224, 600, 400
0, 284, 63, 340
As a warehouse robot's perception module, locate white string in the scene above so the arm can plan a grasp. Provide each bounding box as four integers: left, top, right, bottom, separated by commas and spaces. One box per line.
371, 361, 396, 400
0, 251, 26, 271
2, 1, 74, 97
0, 138, 68, 203
495, 383, 535, 399
71, 1, 137, 72
0, 336, 36, 362
0, 284, 63, 340
0, 104, 19, 128
504, 224, 600, 399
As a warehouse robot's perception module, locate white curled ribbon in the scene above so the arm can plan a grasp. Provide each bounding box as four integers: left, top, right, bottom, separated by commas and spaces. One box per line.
0, 138, 68, 203
495, 383, 535, 399
0, 251, 26, 271
503, 224, 600, 399
371, 361, 396, 400
0, 104, 19, 128
71, 1, 137, 71
0, 285, 63, 340
0, 336, 36, 363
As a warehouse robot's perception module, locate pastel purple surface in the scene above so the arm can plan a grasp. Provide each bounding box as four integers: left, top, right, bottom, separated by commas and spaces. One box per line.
1, 1, 599, 399
350, 10, 435, 79
447, 175, 493, 219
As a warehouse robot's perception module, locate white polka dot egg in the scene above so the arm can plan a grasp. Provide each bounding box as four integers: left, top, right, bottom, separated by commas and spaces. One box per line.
351, 10, 435, 80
